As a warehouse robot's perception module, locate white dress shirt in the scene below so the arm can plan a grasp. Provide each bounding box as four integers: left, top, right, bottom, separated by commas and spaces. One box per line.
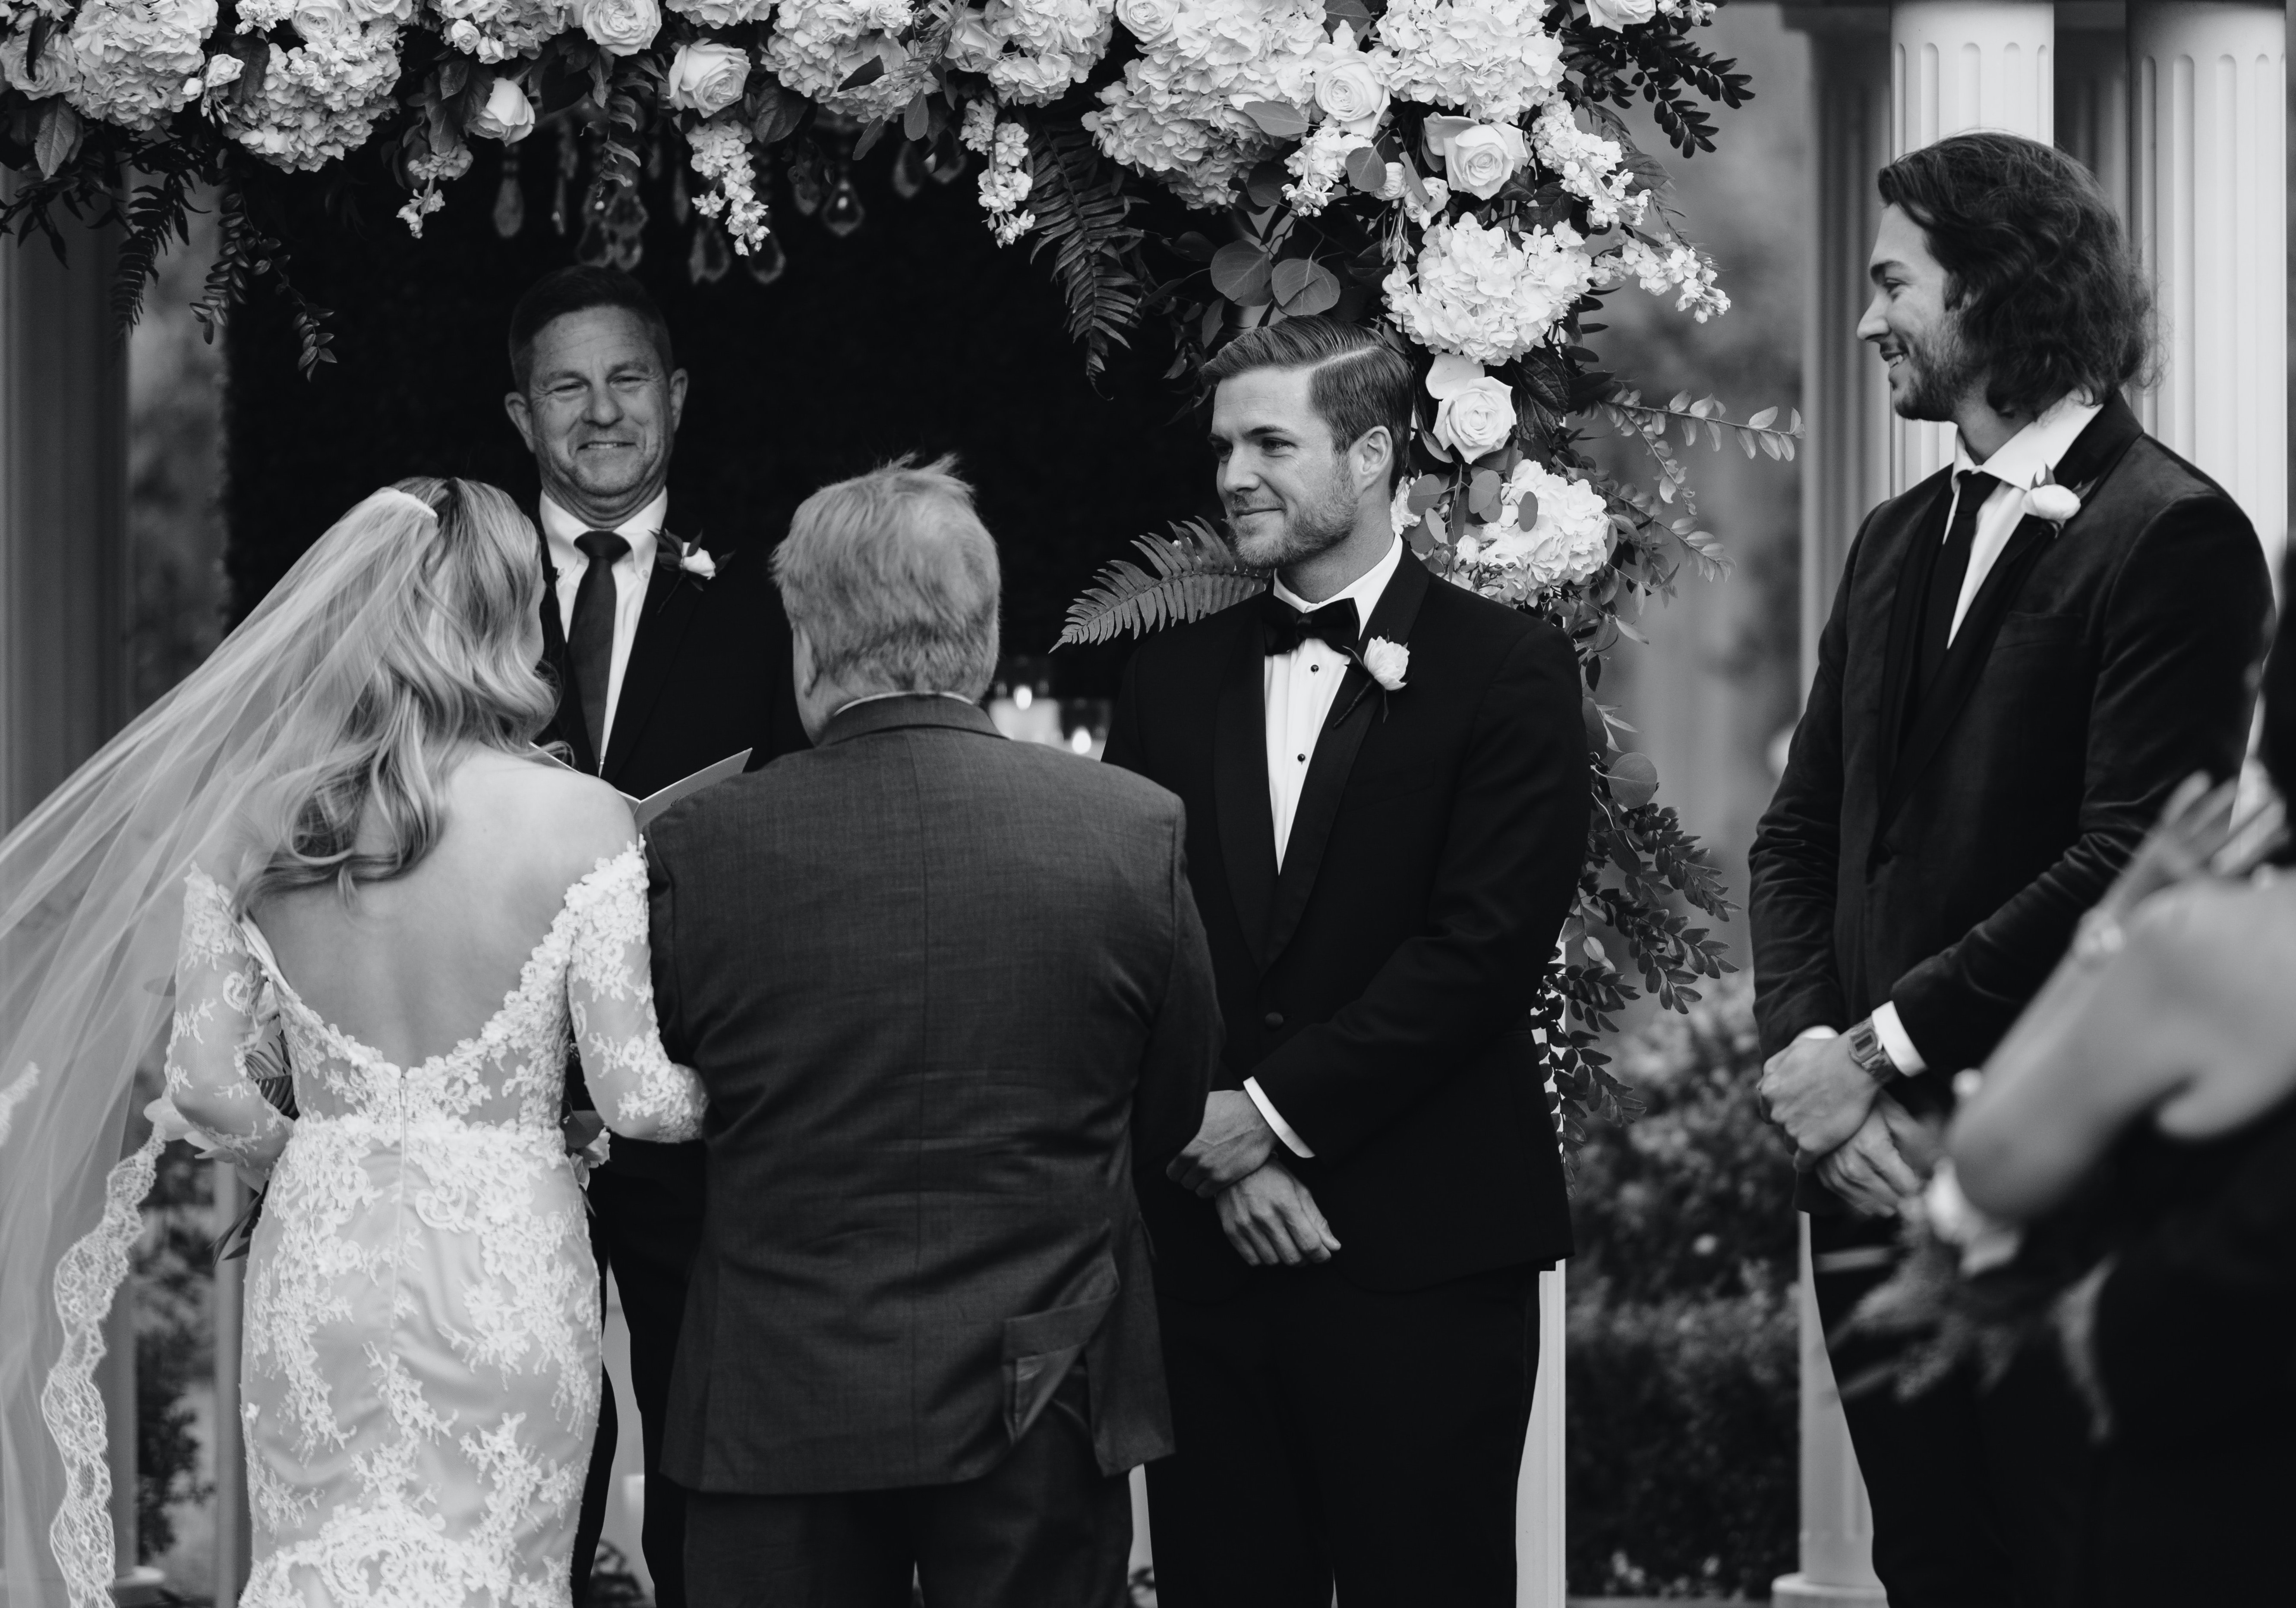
539, 489, 667, 759
1840, 393, 2103, 1076
1244, 534, 1407, 1160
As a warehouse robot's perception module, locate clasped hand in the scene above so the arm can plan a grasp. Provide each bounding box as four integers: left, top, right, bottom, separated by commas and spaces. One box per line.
1214, 1156, 1342, 1266
1760, 1035, 1938, 1216
1167, 1089, 1277, 1197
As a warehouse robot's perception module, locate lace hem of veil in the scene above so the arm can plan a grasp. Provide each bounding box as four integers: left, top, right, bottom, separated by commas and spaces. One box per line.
38, 1129, 164, 1607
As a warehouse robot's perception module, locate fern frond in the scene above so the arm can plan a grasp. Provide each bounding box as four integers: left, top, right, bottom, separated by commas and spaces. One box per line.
1057, 519, 1268, 648
1025, 122, 1145, 384
110, 172, 195, 335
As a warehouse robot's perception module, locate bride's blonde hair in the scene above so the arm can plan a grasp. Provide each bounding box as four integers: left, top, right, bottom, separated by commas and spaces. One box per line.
237, 477, 557, 909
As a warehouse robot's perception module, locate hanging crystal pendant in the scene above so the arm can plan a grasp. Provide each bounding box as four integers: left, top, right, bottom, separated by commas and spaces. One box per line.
891, 143, 925, 199
788, 151, 824, 216
669, 164, 691, 226
493, 145, 525, 239
551, 121, 578, 236
688, 218, 730, 284
745, 234, 788, 287
822, 172, 865, 238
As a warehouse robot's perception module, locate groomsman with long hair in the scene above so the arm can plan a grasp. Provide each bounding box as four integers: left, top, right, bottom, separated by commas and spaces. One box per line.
1750, 132, 2270, 1605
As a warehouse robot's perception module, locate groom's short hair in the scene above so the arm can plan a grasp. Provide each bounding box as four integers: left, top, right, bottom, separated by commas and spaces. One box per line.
1202, 318, 1413, 486
773, 456, 1002, 702
507, 267, 677, 392
1878, 131, 2151, 419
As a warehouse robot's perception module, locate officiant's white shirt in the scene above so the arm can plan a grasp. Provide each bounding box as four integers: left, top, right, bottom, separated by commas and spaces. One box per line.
1811, 392, 2102, 1077
540, 490, 666, 757
1245, 532, 1405, 1159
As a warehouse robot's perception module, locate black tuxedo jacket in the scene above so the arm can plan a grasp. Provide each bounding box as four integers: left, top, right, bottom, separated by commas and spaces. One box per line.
1105, 550, 1589, 1301
650, 698, 1217, 1493
1750, 396, 2271, 1208
536, 515, 808, 1186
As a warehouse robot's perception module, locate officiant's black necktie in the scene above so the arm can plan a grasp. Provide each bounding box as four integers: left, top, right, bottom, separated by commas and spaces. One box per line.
1261, 592, 1360, 658
1912, 470, 1999, 708
567, 530, 629, 766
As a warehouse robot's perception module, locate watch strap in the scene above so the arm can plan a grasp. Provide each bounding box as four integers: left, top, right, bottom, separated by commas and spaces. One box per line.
1847, 1017, 1897, 1083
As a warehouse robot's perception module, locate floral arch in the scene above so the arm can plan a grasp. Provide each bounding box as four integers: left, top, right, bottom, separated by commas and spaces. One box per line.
0, 0, 1795, 1124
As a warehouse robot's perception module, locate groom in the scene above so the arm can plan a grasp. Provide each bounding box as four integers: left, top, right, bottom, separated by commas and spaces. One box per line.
647, 458, 1217, 1605
1104, 316, 1588, 1605
1750, 132, 2271, 1604
501, 265, 807, 1607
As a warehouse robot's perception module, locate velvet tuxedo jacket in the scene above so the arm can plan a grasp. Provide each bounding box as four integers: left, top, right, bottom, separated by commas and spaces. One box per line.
1104, 550, 1589, 1302
1749, 396, 2271, 1208
649, 698, 1217, 1494
535, 516, 808, 1187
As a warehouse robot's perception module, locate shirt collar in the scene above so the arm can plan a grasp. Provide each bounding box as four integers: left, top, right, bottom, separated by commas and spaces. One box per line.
539, 488, 668, 576
1954, 393, 2102, 491
832, 689, 978, 718
1270, 534, 1405, 624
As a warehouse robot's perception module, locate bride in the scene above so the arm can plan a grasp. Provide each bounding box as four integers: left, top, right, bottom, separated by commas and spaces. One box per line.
0, 479, 704, 1608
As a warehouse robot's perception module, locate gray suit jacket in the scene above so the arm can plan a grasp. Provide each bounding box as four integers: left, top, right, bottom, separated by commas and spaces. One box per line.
650, 695, 1217, 1495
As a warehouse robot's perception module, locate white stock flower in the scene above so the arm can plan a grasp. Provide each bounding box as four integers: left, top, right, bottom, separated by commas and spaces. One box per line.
687, 112, 770, 251
1531, 102, 1645, 228
666, 0, 773, 23
1422, 114, 1525, 201
1281, 123, 1360, 216
974, 114, 1035, 244
61, 0, 214, 133
1478, 460, 1612, 589
666, 38, 750, 116
576, 0, 658, 55
1384, 216, 1596, 364
1373, 0, 1563, 123
1585, 0, 1657, 28
467, 72, 534, 140
434, 0, 571, 60
1312, 50, 1386, 135
1433, 375, 1516, 459
1610, 233, 1731, 321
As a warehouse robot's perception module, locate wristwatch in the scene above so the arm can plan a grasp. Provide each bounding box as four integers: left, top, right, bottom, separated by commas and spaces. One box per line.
1846, 1016, 1899, 1084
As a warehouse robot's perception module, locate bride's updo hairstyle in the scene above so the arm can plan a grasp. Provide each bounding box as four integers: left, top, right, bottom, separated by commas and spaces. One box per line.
237, 477, 557, 908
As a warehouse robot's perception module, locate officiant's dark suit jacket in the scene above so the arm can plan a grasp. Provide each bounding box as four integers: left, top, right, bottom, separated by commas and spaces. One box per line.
649, 695, 1217, 1494
1104, 549, 1588, 1302
1749, 395, 2271, 1209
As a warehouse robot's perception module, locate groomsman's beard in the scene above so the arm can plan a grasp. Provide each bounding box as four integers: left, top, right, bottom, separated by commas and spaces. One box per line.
1885, 320, 1985, 424
1228, 477, 1360, 570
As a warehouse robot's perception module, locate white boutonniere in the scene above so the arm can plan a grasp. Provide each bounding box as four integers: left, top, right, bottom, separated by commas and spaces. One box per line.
1362, 636, 1410, 692
676, 541, 717, 579
2022, 476, 2082, 529
564, 1110, 612, 1189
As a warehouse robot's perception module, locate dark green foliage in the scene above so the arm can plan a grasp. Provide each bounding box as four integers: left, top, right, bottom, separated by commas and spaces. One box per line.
1055, 519, 1266, 647
1566, 979, 1799, 1598
1025, 121, 1146, 385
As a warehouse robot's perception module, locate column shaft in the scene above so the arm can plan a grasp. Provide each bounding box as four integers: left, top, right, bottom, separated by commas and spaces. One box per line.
1515, 1266, 1565, 1607
2128, 0, 2286, 572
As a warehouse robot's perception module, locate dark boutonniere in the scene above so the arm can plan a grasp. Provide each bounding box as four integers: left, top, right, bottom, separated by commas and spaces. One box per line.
1335, 636, 1412, 723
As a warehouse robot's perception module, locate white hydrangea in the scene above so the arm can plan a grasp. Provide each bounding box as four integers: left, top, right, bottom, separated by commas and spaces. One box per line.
765, 0, 925, 120
432, 0, 569, 61
225, 20, 403, 170
1087, 0, 1326, 208
1281, 123, 1359, 217
946, 0, 1113, 106
1372, 0, 1561, 124
1384, 216, 1595, 365
1611, 233, 1731, 321
1468, 461, 1613, 592
60, 0, 214, 134
665, 0, 772, 24
1531, 101, 1646, 230
687, 111, 770, 252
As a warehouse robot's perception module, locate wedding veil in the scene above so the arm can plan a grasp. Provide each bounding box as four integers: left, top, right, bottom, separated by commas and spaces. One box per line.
0, 486, 456, 1607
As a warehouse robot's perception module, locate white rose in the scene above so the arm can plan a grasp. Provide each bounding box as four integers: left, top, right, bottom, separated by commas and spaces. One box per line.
1585, 0, 1657, 29
577, 0, 659, 57
2025, 483, 2082, 523
665, 40, 748, 116
290, 0, 356, 39
343, 0, 413, 23
1432, 375, 1516, 459
0, 31, 74, 99
946, 7, 1001, 70
1312, 55, 1387, 135
1362, 636, 1410, 691
1424, 116, 1527, 201
666, 0, 773, 24
468, 74, 535, 141
1114, 0, 1177, 45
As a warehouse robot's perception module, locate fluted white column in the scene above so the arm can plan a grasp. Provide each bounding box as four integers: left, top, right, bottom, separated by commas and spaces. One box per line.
1889, 0, 2057, 488
2055, 10, 2130, 215
1515, 1266, 1565, 1607
2128, 0, 2286, 573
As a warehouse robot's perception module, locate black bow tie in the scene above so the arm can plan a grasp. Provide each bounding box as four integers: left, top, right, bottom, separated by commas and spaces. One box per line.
1260, 592, 1360, 658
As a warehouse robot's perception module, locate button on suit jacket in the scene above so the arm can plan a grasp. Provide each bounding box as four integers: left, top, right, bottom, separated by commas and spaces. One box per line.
649, 696, 1218, 1494
1105, 550, 1590, 1301
1750, 395, 2272, 1208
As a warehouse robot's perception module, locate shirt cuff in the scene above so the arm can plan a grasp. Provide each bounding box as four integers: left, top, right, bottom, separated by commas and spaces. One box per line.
1870, 1002, 1927, 1075
1794, 1025, 1841, 1042
1244, 1077, 1315, 1159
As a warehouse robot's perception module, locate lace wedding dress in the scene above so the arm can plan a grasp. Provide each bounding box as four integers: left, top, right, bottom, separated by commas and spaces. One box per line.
164, 843, 705, 1608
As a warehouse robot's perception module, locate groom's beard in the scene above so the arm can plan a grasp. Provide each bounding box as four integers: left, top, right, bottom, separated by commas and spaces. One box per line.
1228, 470, 1359, 570
1885, 317, 1985, 424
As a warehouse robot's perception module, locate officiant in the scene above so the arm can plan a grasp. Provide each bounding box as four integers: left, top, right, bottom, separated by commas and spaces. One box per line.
501, 264, 808, 1608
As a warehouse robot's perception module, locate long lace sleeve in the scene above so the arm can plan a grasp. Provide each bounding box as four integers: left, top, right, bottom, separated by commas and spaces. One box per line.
158, 869, 293, 1176
566, 845, 707, 1143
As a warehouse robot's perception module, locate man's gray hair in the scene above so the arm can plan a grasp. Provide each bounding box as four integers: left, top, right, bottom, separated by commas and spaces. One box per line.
771, 455, 1003, 701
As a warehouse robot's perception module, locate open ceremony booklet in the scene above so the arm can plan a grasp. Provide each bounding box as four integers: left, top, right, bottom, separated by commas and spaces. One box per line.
530, 746, 753, 829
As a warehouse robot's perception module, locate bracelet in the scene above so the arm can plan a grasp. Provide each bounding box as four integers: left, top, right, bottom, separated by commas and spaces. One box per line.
1846, 1017, 1898, 1084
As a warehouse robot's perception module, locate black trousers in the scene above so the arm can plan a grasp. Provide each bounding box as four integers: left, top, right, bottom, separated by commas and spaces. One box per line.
1146, 1260, 1537, 1608
1811, 1210, 2089, 1608
572, 1164, 704, 1608
681, 1368, 1132, 1608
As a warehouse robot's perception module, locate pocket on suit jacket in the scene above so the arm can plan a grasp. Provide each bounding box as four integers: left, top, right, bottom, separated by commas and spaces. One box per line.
1993, 611, 2084, 651
1002, 1257, 1120, 1445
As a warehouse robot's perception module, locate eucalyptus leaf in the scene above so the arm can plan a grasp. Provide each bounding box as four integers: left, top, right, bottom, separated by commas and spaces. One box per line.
1606, 752, 1659, 809
1467, 468, 1503, 519
1345, 145, 1387, 194
1271, 257, 1340, 315
1241, 100, 1310, 139
1209, 241, 1272, 305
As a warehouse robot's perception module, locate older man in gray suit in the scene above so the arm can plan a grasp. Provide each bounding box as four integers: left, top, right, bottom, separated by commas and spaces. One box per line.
646, 456, 1218, 1607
